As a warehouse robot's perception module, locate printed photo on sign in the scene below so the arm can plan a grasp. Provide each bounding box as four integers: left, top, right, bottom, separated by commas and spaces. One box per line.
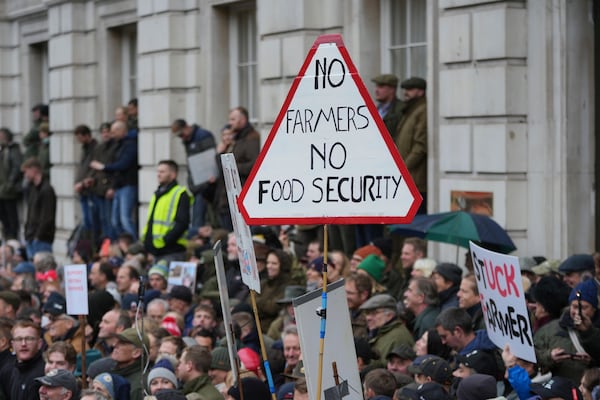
469, 241, 536, 363
168, 261, 198, 291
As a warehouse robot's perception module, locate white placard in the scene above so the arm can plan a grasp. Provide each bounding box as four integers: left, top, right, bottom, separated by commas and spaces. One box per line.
64, 264, 89, 315
293, 280, 363, 400
188, 148, 218, 186
469, 242, 536, 363
221, 154, 261, 293
167, 261, 198, 292
238, 34, 421, 225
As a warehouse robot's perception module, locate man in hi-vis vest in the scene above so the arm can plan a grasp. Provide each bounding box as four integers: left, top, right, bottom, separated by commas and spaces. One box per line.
143, 160, 191, 263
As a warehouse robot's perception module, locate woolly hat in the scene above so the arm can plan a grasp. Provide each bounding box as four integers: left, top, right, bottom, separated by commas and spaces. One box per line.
228, 377, 271, 400
433, 263, 463, 286
569, 279, 599, 309
93, 373, 116, 399
531, 276, 570, 318
147, 358, 178, 388
413, 258, 437, 278
161, 315, 182, 337
353, 245, 382, 261
238, 347, 261, 376
357, 254, 386, 282
456, 374, 497, 400
210, 347, 231, 371
148, 260, 169, 281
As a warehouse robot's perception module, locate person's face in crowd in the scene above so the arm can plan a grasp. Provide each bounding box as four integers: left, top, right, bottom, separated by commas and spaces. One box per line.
47, 315, 72, 339
226, 235, 238, 261
114, 107, 127, 122
209, 368, 228, 385
12, 326, 42, 361
345, 280, 366, 310
149, 274, 167, 291
350, 254, 363, 272
22, 166, 38, 184
98, 310, 119, 339
88, 262, 104, 288
110, 122, 127, 140
147, 303, 166, 323
414, 331, 428, 356
38, 384, 71, 400
111, 339, 138, 365
266, 253, 281, 279
533, 301, 549, 320
44, 351, 73, 374
11, 274, 24, 291
127, 103, 137, 117
305, 267, 322, 285
100, 126, 111, 142
116, 267, 133, 293
411, 268, 426, 278
457, 279, 479, 309
158, 341, 178, 358
294, 390, 309, 400
157, 163, 176, 186
227, 109, 246, 131
580, 374, 595, 400
92, 380, 112, 398
283, 333, 301, 368
167, 298, 187, 314
387, 355, 411, 374
176, 351, 191, 382
365, 308, 391, 331
193, 310, 216, 330
403, 88, 424, 101
150, 377, 175, 395
194, 335, 213, 351
147, 333, 159, 362
0, 298, 15, 318
41, 282, 60, 304
305, 243, 321, 262
374, 84, 396, 103
452, 363, 474, 379
401, 243, 420, 270
563, 271, 583, 288
328, 252, 345, 282
403, 280, 424, 313
431, 272, 452, 293
436, 326, 461, 351
570, 299, 596, 323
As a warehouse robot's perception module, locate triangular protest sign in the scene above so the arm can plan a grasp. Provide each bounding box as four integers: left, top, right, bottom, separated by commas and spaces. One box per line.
238, 34, 422, 225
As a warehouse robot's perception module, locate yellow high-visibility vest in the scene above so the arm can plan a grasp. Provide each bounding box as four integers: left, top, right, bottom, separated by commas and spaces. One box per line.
143, 184, 191, 249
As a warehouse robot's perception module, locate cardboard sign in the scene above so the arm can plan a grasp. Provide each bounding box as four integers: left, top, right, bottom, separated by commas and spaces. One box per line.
64, 264, 89, 315
469, 242, 536, 363
238, 34, 421, 225
221, 154, 261, 293
293, 280, 362, 400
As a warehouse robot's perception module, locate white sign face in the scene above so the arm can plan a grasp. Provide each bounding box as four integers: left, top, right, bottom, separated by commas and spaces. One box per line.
238, 34, 421, 225
221, 154, 261, 293
167, 261, 198, 292
64, 264, 89, 315
469, 242, 536, 363
293, 280, 362, 400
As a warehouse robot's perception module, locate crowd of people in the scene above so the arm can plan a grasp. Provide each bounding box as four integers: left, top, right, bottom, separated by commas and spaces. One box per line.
0, 78, 598, 400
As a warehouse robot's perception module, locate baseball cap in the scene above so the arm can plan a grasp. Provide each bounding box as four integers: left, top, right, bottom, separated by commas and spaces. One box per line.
419, 355, 452, 385
455, 349, 498, 378
530, 376, 583, 399
35, 369, 78, 395
42, 292, 67, 316
114, 327, 150, 350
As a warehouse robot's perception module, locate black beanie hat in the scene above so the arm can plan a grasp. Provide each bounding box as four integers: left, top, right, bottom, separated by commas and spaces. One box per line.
531, 276, 570, 319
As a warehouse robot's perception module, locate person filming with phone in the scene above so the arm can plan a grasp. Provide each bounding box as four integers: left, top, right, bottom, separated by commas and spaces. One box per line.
534, 279, 600, 383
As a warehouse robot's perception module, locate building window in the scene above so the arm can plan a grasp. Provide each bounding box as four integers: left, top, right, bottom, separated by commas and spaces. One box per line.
29, 42, 49, 104
229, 4, 258, 121
381, 0, 427, 80
120, 25, 137, 104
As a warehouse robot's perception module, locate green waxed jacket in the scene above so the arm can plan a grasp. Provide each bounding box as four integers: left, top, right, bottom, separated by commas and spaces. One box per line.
394, 96, 427, 192
369, 318, 414, 362
182, 374, 223, 400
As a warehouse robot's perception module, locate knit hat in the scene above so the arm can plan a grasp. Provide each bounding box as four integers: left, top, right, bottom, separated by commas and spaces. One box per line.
568, 279, 599, 309
433, 263, 463, 286
149, 260, 169, 281
531, 276, 570, 318
238, 347, 261, 375
353, 245, 382, 261
413, 258, 437, 278
161, 315, 182, 337
148, 358, 178, 388
308, 256, 326, 275
210, 347, 231, 371
93, 373, 116, 399
228, 377, 271, 400
357, 254, 386, 282
456, 374, 497, 400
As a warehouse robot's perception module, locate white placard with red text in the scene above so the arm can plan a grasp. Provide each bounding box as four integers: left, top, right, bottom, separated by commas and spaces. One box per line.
64, 264, 89, 315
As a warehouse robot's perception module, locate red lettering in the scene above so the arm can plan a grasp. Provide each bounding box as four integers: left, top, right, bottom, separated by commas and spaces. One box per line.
484, 259, 497, 290
494, 265, 506, 297
504, 263, 520, 298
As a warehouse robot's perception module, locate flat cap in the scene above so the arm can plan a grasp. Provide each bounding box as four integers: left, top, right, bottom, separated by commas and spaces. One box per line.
558, 254, 594, 274
401, 77, 427, 90
114, 327, 150, 350
359, 293, 397, 311
372, 74, 399, 87
387, 344, 416, 361
35, 369, 78, 394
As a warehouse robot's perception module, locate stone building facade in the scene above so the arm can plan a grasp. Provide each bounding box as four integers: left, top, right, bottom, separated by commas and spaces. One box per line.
0, 0, 596, 261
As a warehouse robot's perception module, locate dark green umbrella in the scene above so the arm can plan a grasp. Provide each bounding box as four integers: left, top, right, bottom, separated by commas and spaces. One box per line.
389, 210, 516, 254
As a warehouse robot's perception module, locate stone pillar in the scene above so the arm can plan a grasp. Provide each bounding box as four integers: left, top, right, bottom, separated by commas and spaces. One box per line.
136, 0, 202, 221
0, 20, 19, 131
46, 0, 98, 252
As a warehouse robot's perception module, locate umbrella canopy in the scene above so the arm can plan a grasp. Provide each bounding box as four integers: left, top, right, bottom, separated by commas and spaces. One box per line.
389, 211, 517, 254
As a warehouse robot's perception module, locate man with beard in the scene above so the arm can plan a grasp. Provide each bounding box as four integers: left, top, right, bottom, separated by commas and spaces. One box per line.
7, 320, 45, 400
395, 77, 427, 214
201, 233, 248, 302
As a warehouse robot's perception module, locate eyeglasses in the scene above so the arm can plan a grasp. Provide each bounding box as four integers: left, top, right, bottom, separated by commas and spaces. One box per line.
12, 336, 38, 343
